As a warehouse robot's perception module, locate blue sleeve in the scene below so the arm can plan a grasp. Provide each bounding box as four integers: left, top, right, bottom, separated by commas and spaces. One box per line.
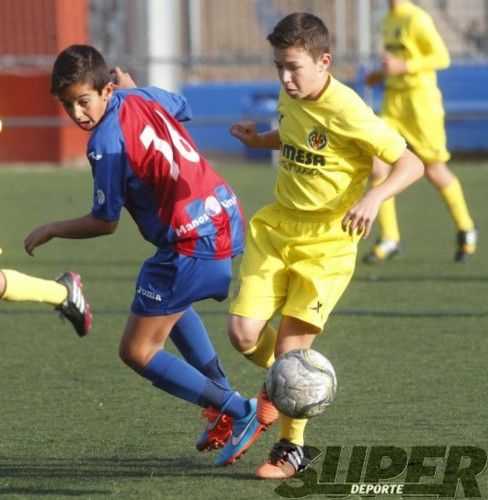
142, 87, 193, 122
88, 127, 128, 222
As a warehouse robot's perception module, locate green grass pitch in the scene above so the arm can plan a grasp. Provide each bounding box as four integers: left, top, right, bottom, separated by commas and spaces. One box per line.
0, 160, 486, 498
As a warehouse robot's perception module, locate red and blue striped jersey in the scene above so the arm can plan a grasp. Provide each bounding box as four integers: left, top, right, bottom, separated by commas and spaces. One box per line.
87, 87, 245, 259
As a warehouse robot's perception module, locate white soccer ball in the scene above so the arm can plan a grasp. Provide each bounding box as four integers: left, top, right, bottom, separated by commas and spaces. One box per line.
265, 348, 337, 419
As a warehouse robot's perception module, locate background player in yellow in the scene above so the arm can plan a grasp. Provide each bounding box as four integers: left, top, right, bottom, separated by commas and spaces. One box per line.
363, 0, 477, 263
0, 119, 91, 337
228, 12, 424, 479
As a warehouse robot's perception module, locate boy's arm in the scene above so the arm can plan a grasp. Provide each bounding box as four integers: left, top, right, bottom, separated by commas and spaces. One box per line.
342, 149, 424, 238
230, 121, 281, 149
25, 214, 117, 256
381, 14, 450, 78
110, 66, 191, 122
369, 11, 450, 82
111, 66, 136, 88
365, 69, 385, 87
404, 14, 450, 73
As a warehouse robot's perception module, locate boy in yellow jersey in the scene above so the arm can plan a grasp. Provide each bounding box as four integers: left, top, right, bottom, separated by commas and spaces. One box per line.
0, 267, 92, 337
227, 12, 424, 479
363, 0, 477, 263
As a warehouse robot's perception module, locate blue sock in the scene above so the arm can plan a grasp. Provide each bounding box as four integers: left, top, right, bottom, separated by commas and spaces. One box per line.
221, 392, 251, 421
170, 307, 232, 389
142, 350, 249, 419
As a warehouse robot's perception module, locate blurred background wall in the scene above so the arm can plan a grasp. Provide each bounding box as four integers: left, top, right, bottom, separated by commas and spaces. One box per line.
0, 0, 487, 163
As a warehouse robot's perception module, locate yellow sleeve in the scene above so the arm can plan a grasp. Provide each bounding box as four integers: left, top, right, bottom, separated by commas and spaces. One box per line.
332, 98, 407, 165
405, 12, 450, 73
357, 116, 407, 165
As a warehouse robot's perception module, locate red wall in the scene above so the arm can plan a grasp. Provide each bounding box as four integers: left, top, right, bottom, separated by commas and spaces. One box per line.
0, 0, 89, 163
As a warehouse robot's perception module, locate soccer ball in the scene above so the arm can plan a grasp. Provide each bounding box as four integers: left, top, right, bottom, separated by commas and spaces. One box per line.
265, 348, 337, 419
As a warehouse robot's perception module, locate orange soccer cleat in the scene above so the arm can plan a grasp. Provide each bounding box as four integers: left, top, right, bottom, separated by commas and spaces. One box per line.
256, 386, 279, 427
196, 407, 233, 451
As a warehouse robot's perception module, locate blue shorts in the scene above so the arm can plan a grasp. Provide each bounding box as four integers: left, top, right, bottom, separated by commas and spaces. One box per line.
131, 247, 233, 316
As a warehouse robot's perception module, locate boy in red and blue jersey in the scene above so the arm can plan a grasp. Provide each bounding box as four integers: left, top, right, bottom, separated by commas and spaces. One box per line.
24, 45, 269, 466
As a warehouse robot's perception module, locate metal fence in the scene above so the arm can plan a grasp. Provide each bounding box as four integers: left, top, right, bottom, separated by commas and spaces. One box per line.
89, 0, 488, 86
0, 0, 486, 85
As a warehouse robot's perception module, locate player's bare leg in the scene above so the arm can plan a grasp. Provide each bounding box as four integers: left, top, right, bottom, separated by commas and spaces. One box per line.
227, 314, 266, 353
274, 316, 317, 356
119, 312, 184, 373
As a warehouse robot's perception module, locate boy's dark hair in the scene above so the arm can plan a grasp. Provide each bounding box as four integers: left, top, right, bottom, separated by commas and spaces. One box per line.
51, 44, 110, 96
267, 12, 330, 60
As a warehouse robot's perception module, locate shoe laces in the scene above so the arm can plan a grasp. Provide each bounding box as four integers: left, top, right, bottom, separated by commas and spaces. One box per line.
268, 439, 297, 466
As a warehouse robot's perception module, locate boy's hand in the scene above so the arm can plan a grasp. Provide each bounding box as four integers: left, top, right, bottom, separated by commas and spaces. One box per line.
229, 121, 260, 147
365, 69, 384, 87
110, 66, 137, 89
382, 53, 407, 76
24, 224, 54, 256
341, 191, 382, 239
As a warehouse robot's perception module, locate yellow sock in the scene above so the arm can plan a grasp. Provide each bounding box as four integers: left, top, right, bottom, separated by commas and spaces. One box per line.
279, 414, 308, 447
242, 323, 277, 369
373, 179, 400, 243
440, 177, 474, 231
1, 269, 67, 305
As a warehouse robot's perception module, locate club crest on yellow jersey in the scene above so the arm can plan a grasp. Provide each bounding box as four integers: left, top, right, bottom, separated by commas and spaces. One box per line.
307, 127, 327, 151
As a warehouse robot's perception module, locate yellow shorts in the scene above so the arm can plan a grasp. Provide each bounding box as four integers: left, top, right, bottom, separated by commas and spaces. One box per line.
229, 203, 359, 331
381, 87, 450, 164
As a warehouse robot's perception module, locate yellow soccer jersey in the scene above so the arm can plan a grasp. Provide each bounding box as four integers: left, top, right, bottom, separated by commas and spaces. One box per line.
275, 76, 406, 213
382, 0, 450, 91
